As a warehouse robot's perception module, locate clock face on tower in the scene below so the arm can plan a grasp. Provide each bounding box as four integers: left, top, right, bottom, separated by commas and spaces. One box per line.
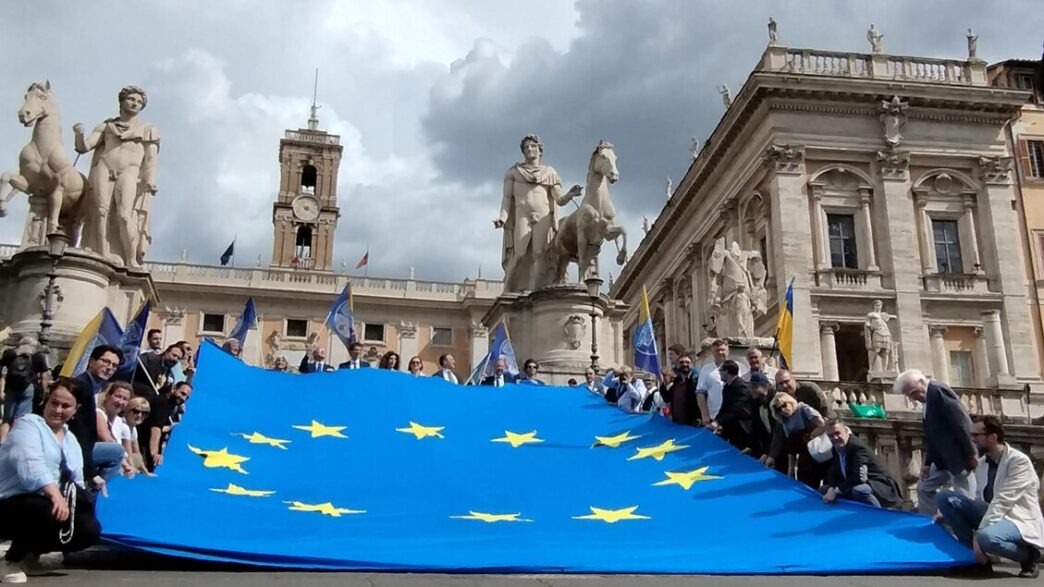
291, 195, 320, 222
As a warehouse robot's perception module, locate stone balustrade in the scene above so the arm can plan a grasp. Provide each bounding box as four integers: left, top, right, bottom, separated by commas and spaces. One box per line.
0, 244, 18, 259
764, 46, 987, 87
819, 379, 1039, 423
283, 130, 340, 145
814, 268, 882, 291
922, 273, 990, 295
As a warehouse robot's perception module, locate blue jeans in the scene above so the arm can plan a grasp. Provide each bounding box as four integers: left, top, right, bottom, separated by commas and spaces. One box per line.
821, 483, 882, 507
935, 490, 1037, 564
92, 441, 125, 481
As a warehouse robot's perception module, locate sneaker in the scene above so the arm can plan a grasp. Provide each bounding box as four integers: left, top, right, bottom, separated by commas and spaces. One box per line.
1019, 548, 1041, 579
0, 559, 27, 583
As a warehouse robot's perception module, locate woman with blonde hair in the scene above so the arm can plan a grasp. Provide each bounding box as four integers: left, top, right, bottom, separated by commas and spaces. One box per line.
763, 392, 828, 489
94, 382, 132, 479
121, 396, 152, 476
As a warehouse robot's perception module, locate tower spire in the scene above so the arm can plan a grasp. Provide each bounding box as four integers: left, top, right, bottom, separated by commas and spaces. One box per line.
307, 68, 320, 131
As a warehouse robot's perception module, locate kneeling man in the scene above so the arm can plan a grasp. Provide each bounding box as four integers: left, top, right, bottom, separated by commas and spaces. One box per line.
821, 417, 901, 509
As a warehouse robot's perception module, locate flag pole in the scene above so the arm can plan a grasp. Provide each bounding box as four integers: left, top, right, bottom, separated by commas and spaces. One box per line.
364, 244, 369, 278
231, 233, 237, 267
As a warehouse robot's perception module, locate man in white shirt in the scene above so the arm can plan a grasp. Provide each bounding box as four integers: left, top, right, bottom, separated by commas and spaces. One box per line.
433, 354, 459, 384
696, 339, 747, 425
480, 358, 517, 387
742, 348, 777, 383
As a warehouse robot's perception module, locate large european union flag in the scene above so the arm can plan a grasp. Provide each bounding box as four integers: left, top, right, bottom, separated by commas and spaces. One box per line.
97, 341, 972, 574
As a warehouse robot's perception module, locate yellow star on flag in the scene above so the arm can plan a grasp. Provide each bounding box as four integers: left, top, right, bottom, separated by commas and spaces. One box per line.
210, 483, 274, 497
284, 500, 365, 517
491, 430, 544, 448
396, 421, 445, 440
573, 505, 651, 523
652, 466, 722, 490
592, 430, 642, 448
187, 445, 249, 474
450, 511, 533, 523
233, 431, 291, 449
627, 438, 689, 461
292, 420, 348, 438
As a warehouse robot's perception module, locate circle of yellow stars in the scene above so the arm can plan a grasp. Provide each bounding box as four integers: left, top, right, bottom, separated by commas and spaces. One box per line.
192, 419, 721, 523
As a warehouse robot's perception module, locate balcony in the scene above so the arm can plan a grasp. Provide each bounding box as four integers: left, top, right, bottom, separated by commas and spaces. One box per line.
761, 46, 988, 87
814, 268, 883, 291
922, 272, 989, 295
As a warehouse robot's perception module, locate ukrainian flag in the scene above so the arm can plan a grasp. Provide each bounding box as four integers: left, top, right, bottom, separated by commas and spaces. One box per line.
774, 277, 794, 370
60, 307, 124, 377
631, 285, 660, 376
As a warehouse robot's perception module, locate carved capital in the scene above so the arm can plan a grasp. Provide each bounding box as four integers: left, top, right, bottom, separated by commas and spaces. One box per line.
819, 321, 839, 335
685, 242, 702, 262
978, 155, 1013, 184
762, 143, 805, 174
876, 149, 910, 180
399, 321, 418, 339
973, 326, 985, 338
928, 324, 948, 337
858, 187, 873, 206
162, 306, 186, 326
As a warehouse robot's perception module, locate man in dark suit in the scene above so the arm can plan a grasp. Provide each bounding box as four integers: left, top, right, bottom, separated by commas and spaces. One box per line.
711, 360, 755, 453
338, 342, 370, 370
895, 368, 977, 514
664, 354, 700, 426
432, 353, 460, 384
480, 358, 517, 387
71, 344, 122, 495
299, 347, 333, 373
821, 417, 901, 508
124, 343, 183, 400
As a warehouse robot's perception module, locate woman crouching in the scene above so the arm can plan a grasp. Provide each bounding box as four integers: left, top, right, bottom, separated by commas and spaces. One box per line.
0, 378, 101, 583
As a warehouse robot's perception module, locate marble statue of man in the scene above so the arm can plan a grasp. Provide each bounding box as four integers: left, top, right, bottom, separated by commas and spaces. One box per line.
864, 299, 896, 373
74, 85, 159, 268
966, 29, 978, 60
867, 24, 884, 54
495, 134, 581, 291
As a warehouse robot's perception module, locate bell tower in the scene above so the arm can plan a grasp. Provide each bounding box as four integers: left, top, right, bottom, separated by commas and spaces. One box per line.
271, 73, 342, 271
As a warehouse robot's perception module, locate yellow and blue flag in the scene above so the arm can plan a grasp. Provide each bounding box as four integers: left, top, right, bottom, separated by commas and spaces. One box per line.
631, 285, 660, 376
60, 308, 124, 377
115, 300, 151, 379
774, 277, 795, 370
95, 341, 972, 574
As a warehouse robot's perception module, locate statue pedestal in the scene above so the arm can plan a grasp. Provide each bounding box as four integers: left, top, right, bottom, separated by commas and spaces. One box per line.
482, 285, 629, 385
0, 245, 157, 357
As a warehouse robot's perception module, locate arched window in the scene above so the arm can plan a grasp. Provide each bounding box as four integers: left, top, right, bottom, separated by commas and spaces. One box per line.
295, 225, 313, 260
301, 165, 317, 194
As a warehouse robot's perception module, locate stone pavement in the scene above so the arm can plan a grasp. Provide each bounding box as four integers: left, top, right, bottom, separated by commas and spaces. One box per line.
18, 549, 1033, 586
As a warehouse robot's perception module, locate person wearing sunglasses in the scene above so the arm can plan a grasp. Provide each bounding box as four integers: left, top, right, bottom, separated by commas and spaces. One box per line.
120, 397, 152, 476
517, 359, 546, 386
407, 356, 425, 376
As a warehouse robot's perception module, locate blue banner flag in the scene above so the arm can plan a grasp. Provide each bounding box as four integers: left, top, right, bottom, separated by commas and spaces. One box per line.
220, 240, 235, 266
97, 341, 973, 574
325, 283, 356, 349
632, 285, 660, 376
115, 300, 152, 378
60, 308, 124, 377
466, 321, 519, 384
228, 298, 257, 345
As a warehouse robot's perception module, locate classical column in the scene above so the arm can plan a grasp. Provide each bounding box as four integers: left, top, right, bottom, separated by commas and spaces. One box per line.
398, 322, 419, 365
469, 323, 488, 372
973, 327, 989, 388
914, 193, 937, 274
960, 194, 983, 273
160, 306, 187, 346
981, 310, 1013, 386
928, 325, 950, 385
858, 187, 879, 271
660, 280, 675, 347
808, 184, 829, 270
819, 322, 840, 381
687, 243, 702, 349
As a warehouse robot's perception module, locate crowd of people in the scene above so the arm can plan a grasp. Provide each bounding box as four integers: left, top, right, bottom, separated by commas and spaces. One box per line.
0, 331, 1040, 580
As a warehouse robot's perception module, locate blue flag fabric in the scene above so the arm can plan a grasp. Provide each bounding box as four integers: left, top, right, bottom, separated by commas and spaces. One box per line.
115, 301, 151, 379
466, 321, 519, 384
632, 285, 660, 376
64, 308, 124, 377
220, 240, 235, 266
96, 341, 972, 574
227, 298, 256, 346
325, 284, 356, 349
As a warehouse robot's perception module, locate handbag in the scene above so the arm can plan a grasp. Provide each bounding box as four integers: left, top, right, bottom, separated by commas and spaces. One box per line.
806, 432, 834, 464
56, 449, 95, 545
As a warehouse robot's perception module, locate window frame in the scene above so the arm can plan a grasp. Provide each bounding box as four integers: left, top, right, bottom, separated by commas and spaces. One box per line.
948, 350, 974, 388
200, 312, 226, 335
430, 326, 454, 347
1026, 140, 1044, 179
285, 318, 309, 339
362, 322, 386, 343
826, 213, 859, 270
931, 218, 963, 274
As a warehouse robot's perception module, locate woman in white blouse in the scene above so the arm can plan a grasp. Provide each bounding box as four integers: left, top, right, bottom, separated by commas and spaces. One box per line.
121, 397, 152, 476
95, 382, 134, 478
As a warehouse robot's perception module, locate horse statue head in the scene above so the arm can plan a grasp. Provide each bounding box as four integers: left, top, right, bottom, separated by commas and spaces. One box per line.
18, 81, 56, 127
589, 140, 618, 184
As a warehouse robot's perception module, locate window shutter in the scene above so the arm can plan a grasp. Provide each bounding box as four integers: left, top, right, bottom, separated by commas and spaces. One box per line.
1018, 139, 1035, 180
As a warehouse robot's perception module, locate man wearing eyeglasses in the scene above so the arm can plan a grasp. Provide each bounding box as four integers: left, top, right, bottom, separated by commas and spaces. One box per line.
71, 344, 123, 495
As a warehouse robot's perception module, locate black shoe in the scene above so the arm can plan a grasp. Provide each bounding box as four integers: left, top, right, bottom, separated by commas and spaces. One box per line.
1019, 549, 1041, 579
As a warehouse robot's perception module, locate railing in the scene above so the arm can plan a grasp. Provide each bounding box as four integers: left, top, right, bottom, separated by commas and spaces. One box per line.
822, 380, 1038, 422
0, 244, 17, 259
785, 50, 870, 78
767, 47, 986, 87
814, 268, 882, 291
922, 272, 990, 294
284, 130, 340, 146
888, 57, 966, 84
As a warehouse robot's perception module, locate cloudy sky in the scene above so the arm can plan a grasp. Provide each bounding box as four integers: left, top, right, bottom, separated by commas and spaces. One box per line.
0, 1, 1041, 283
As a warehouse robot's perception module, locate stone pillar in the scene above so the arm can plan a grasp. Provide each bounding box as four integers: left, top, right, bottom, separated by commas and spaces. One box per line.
876, 160, 932, 374
858, 187, 879, 271
981, 310, 1015, 387
687, 244, 702, 349
660, 280, 675, 348
161, 306, 187, 347
398, 321, 418, 366
914, 193, 937, 274
469, 323, 488, 372
928, 325, 950, 385
973, 327, 989, 388
960, 194, 983, 273
764, 144, 823, 378
808, 184, 829, 270
819, 321, 840, 381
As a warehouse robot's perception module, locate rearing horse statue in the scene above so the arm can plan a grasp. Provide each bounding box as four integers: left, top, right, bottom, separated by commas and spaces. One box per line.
0, 81, 87, 244
549, 140, 628, 284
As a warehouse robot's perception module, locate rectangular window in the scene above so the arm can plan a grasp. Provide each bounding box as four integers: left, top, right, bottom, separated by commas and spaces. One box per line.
1014, 73, 1034, 90
363, 323, 385, 342
202, 313, 225, 334
286, 319, 308, 338
431, 327, 453, 347
932, 219, 963, 274
827, 213, 858, 269
949, 351, 974, 388
759, 236, 770, 279
1027, 140, 1044, 179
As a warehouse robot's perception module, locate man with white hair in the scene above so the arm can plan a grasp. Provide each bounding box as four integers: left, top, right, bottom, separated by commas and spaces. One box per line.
742, 348, 777, 383
894, 368, 978, 514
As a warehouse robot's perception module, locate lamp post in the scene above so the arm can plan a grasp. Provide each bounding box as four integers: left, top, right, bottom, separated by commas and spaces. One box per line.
38, 231, 69, 350
585, 275, 604, 373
